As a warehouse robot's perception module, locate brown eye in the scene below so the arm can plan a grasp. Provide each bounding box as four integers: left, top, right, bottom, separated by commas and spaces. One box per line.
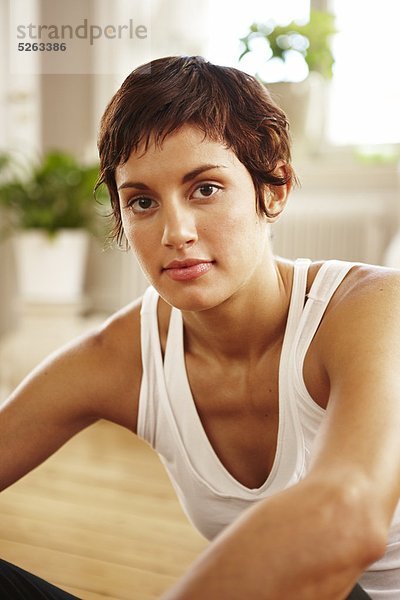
192, 184, 221, 200
199, 185, 214, 196
136, 198, 153, 210
128, 197, 157, 213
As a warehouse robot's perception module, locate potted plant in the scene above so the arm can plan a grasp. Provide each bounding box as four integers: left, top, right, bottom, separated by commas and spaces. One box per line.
0, 150, 108, 304
239, 9, 336, 152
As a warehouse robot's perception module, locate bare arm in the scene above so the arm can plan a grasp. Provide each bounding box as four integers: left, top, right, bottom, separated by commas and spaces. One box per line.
162, 266, 400, 599
0, 300, 142, 492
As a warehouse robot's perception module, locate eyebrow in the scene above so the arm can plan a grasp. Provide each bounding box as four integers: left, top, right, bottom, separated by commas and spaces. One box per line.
117, 163, 227, 191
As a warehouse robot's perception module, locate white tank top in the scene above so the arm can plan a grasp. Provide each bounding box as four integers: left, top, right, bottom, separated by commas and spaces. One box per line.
137, 258, 400, 599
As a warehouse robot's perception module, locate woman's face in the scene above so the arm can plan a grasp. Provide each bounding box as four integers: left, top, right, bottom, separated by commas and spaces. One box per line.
115, 125, 273, 312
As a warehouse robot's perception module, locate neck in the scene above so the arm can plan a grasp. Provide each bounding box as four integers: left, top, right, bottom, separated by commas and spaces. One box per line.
181, 257, 294, 362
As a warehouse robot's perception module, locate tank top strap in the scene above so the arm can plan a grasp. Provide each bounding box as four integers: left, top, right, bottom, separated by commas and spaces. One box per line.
295, 259, 357, 361
164, 304, 183, 384
140, 285, 158, 314
306, 259, 357, 303
137, 286, 165, 445
284, 258, 313, 338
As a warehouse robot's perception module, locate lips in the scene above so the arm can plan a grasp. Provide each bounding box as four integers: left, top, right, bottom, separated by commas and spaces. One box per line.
163, 258, 214, 282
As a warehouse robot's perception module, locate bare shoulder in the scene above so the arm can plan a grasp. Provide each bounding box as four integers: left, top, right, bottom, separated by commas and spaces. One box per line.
86, 296, 143, 431
317, 262, 400, 376
95, 296, 142, 356
324, 262, 400, 320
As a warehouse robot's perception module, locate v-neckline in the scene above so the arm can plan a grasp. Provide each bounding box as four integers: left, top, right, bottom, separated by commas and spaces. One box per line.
161, 259, 311, 494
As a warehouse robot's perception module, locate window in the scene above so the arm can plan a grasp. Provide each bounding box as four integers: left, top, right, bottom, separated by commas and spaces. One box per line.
328, 0, 400, 145
205, 0, 310, 70
205, 0, 400, 147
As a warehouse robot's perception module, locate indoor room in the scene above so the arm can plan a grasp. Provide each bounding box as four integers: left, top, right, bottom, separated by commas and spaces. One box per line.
0, 1, 399, 599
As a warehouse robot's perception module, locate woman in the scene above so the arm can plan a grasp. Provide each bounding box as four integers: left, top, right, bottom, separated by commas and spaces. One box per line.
1, 55, 399, 599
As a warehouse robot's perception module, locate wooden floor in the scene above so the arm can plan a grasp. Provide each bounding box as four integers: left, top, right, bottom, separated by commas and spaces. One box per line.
0, 420, 208, 599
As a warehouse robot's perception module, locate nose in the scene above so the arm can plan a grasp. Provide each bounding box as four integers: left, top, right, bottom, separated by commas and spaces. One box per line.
161, 200, 198, 249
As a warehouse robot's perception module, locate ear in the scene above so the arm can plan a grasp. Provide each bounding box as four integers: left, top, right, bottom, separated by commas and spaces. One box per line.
264, 162, 292, 223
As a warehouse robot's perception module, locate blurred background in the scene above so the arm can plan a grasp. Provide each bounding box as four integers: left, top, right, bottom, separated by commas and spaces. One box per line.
0, 0, 400, 394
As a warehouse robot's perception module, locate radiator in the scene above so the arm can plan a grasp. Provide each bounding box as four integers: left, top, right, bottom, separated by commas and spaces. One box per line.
271, 192, 393, 265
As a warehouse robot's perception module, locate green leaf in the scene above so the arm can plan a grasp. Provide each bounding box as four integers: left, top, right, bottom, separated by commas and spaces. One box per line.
238, 9, 337, 81
0, 150, 112, 239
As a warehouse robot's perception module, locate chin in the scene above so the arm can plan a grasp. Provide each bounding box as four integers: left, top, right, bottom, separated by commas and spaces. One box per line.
156, 282, 227, 313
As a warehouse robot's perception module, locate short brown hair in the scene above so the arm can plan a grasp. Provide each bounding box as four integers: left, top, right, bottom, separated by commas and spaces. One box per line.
97, 55, 296, 245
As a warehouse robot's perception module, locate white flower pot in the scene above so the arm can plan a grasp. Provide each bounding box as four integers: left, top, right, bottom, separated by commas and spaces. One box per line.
268, 73, 328, 154
13, 229, 89, 303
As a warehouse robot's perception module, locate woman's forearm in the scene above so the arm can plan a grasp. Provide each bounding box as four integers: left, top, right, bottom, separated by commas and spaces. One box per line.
162, 478, 385, 600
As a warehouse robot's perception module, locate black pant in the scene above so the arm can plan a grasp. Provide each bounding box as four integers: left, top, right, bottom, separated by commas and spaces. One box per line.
0, 558, 371, 599
0, 560, 80, 599
346, 583, 372, 599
